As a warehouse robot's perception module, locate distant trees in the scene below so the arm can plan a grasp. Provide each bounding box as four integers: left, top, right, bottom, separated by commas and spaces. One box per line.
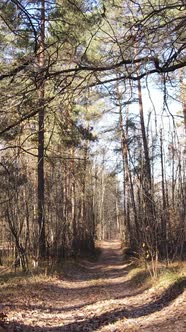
112, 79, 186, 267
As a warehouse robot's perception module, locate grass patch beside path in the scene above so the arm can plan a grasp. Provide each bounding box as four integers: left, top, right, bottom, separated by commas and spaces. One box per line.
126, 260, 186, 294
154, 262, 186, 288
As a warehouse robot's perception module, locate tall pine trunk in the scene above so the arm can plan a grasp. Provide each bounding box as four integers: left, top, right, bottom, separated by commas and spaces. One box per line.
118, 105, 131, 244
137, 79, 157, 264
37, 0, 46, 259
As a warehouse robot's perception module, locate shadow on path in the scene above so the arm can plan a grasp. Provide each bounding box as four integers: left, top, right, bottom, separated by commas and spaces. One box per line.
9, 278, 186, 331
5, 241, 186, 332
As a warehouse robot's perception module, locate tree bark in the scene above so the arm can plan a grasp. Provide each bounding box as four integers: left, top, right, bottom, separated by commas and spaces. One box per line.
137, 79, 151, 187
37, 0, 46, 259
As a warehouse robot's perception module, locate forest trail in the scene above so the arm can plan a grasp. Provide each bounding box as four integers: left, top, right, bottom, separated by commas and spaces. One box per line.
1, 240, 186, 332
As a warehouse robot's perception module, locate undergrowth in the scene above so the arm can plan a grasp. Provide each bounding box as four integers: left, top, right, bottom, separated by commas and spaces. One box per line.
0, 246, 102, 284
127, 259, 186, 292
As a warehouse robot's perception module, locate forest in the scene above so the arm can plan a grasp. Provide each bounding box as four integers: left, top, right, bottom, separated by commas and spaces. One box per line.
0, 1, 185, 331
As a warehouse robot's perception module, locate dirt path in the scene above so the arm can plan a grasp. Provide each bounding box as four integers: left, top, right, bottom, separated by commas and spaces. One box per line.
1, 240, 186, 331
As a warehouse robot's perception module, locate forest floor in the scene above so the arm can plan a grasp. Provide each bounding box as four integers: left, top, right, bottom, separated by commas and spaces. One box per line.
0, 240, 186, 332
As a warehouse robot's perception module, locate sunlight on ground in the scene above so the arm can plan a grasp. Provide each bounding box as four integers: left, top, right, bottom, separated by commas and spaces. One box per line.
0, 241, 185, 332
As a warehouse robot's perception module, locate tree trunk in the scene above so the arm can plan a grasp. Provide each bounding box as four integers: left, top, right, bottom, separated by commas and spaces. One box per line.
119, 105, 130, 243
137, 79, 151, 187
160, 128, 168, 260
37, 0, 46, 259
